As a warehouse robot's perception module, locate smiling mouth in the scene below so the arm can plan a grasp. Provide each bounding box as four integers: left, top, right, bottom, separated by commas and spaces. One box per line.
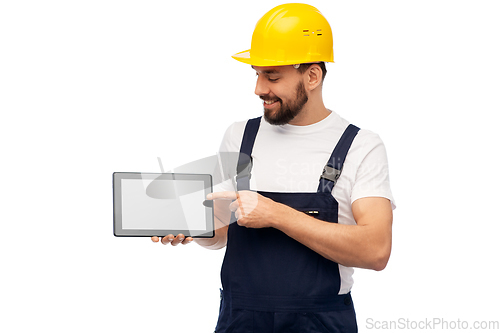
264, 101, 278, 109
262, 98, 280, 108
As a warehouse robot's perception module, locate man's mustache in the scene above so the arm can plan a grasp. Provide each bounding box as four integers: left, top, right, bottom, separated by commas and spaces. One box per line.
260, 95, 282, 103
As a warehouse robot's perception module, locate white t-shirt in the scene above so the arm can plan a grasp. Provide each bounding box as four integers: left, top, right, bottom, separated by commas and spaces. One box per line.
216, 110, 395, 294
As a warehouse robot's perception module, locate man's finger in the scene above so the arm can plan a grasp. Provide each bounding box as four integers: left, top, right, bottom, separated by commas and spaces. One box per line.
152, 236, 160, 243
229, 200, 239, 212
171, 234, 185, 246
182, 237, 194, 245
207, 191, 238, 201
235, 208, 244, 220
161, 234, 175, 245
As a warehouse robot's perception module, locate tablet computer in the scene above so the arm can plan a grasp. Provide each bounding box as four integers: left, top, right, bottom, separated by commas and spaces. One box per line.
113, 172, 214, 238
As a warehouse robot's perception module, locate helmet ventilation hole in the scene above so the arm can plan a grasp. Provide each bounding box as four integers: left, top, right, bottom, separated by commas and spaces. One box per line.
302, 29, 322, 36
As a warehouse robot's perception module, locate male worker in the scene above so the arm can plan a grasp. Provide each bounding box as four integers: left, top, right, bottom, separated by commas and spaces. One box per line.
152, 3, 395, 332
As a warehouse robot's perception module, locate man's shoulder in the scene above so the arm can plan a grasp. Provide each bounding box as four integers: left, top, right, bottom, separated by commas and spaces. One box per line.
345, 127, 389, 171
321, 112, 386, 151
223, 119, 252, 137
355, 128, 384, 145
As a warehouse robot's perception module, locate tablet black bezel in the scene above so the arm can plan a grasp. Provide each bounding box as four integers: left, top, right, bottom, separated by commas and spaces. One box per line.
113, 172, 215, 238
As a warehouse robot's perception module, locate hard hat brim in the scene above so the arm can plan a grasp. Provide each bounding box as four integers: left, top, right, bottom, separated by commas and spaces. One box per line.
232, 49, 334, 67
232, 49, 315, 67
231, 50, 253, 65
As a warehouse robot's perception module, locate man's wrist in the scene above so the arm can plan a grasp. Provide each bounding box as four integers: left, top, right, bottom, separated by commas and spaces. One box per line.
194, 237, 222, 249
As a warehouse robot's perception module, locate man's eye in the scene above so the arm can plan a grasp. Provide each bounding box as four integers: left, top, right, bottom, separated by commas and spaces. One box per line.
268, 78, 279, 82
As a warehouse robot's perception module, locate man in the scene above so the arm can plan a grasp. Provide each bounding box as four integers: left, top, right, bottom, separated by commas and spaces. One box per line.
153, 3, 395, 332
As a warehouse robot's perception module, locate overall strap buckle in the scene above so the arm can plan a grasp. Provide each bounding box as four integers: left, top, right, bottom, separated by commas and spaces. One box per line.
317, 124, 360, 193
320, 165, 342, 186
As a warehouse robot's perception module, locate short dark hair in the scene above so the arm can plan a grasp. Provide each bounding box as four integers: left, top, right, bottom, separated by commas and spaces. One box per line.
296, 62, 327, 81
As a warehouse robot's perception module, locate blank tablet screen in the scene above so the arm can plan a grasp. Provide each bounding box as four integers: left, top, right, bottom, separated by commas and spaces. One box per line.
113, 173, 214, 237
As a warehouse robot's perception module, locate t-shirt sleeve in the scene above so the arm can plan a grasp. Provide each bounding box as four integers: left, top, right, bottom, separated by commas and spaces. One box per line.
350, 132, 396, 210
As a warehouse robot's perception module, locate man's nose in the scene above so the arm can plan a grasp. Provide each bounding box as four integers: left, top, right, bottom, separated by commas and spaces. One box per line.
254, 75, 270, 96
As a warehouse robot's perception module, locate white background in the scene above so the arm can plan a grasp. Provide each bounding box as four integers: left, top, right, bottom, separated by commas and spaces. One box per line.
1, 0, 499, 332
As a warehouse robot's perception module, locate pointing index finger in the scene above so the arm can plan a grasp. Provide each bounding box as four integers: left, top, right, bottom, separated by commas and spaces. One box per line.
207, 191, 238, 201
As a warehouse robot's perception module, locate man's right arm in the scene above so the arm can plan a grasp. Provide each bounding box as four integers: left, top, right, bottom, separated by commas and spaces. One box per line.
194, 197, 231, 250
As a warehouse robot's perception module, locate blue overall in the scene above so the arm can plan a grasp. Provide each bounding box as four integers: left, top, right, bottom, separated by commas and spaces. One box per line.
215, 117, 360, 333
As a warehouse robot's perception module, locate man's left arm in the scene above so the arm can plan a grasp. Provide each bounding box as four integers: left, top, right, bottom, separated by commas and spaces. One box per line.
217, 191, 393, 271
272, 133, 394, 270
271, 196, 393, 271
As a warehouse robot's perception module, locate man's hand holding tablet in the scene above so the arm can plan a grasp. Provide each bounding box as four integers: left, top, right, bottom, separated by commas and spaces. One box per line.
151, 234, 193, 246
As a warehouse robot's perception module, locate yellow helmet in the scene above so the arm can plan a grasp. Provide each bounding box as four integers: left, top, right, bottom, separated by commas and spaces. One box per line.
232, 3, 334, 66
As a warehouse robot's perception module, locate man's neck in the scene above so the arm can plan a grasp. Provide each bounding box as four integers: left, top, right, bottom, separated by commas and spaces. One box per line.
288, 102, 331, 126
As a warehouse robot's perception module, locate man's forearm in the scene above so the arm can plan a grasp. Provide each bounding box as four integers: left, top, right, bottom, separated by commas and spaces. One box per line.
270, 199, 392, 270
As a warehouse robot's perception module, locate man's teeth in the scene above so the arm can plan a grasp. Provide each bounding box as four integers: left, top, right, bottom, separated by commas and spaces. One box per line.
264, 100, 276, 105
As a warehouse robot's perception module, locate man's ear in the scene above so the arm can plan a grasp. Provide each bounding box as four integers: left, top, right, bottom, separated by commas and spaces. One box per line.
306, 64, 323, 91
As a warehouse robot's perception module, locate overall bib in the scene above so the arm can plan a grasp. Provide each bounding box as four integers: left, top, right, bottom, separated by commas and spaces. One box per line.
215, 117, 359, 333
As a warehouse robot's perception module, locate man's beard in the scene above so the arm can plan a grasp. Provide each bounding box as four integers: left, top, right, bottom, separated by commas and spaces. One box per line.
262, 81, 308, 126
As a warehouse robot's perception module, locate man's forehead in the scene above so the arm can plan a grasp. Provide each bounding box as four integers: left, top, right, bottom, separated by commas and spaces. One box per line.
251, 65, 287, 74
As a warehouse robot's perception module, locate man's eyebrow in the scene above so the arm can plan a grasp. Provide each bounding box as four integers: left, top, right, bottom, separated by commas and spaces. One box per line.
251, 66, 280, 75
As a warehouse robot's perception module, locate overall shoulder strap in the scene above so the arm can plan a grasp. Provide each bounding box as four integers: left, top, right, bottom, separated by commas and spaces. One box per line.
318, 124, 360, 193
236, 117, 262, 190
